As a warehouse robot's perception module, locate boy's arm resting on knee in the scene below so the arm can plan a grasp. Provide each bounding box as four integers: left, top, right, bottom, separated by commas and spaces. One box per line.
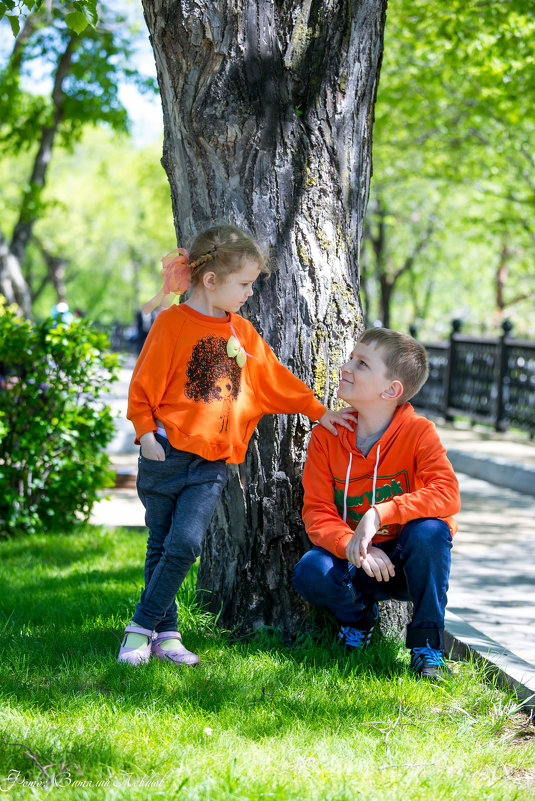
359, 547, 396, 581
346, 509, 396, 580
375, 423, 461, 531
302, 429, 355, 558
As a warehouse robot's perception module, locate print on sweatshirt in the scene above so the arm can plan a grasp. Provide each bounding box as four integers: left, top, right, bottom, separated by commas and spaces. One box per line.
334, 470, 411, 537
184, 336, 242, 433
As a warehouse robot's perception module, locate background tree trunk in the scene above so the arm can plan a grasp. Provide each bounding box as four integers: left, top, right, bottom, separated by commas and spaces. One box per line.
143, 0, 388, 638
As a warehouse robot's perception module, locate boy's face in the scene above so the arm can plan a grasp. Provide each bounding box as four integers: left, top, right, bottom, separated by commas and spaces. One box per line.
338, 341, 391, 407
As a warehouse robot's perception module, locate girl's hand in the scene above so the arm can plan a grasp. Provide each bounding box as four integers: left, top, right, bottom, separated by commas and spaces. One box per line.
318, 408, 357, 435
140, 431, 166, 461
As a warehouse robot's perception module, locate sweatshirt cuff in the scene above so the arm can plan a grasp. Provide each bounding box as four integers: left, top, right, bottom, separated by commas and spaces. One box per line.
302, 397, 327, 422
129, 413, 157, 444
336, 532, 352, 559
375, 500, 398, 527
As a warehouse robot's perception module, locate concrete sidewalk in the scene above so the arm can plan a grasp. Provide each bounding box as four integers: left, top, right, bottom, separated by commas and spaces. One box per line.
92, 364, 535, 698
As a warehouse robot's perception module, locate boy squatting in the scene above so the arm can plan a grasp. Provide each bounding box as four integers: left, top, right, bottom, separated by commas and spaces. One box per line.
293, 328, 461, 679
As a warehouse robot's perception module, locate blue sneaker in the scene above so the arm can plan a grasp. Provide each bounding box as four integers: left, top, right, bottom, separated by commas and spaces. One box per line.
338, 604, 378, 650
338, 624, 375, 649
410, 642, 451, 679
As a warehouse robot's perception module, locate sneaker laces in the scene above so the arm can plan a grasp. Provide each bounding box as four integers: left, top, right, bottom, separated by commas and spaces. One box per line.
338, 626, 372, 647
412, 645, 445, 666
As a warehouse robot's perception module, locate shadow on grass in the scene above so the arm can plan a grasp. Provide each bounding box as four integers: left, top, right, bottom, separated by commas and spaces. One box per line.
0, 526, 436, 741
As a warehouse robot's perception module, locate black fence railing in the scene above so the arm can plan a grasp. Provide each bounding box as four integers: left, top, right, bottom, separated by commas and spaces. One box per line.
412, 320, 535, 436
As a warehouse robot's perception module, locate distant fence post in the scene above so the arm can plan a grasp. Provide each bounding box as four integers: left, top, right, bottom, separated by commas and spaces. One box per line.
495, 319, 514, 432
443, 319, 462, 421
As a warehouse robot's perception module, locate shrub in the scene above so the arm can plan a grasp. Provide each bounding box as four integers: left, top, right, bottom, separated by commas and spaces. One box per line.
0, 298, 119, 536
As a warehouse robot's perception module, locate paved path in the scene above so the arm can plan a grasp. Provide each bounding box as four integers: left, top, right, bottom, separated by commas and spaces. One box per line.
92, 361, 535, 668
448, 473, 535, 666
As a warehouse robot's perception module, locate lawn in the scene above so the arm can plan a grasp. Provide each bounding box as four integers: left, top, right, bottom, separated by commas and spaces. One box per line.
0, 525, 534, 800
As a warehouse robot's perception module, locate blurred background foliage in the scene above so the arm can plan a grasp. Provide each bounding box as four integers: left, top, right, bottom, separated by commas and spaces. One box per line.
0, 0, 533, 337
367, 0, 535, 338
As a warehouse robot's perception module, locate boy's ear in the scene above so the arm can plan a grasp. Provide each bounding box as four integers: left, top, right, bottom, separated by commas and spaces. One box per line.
381, 380, 404, 401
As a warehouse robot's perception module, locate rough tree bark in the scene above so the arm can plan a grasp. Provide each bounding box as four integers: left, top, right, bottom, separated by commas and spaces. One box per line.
143, 0, 391, 638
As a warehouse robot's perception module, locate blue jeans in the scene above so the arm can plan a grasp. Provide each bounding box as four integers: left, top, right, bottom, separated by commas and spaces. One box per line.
293, 518, 452, 649
133, 435, 227, 632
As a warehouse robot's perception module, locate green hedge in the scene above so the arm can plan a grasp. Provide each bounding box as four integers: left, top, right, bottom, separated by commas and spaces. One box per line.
0, 298, 119, 536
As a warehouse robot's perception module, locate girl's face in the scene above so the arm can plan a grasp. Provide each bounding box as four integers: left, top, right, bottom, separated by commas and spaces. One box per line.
210, 259, 261, 314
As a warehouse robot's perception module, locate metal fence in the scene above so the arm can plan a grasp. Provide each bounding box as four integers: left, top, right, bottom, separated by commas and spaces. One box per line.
412, 320, 535, 436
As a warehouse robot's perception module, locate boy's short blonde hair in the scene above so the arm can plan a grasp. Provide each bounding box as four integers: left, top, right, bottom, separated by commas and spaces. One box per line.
359, 328, 429, 404
188, 224, 270, 285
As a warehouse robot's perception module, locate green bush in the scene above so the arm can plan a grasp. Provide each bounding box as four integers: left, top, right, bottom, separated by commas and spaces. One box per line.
0, 298, 119, 536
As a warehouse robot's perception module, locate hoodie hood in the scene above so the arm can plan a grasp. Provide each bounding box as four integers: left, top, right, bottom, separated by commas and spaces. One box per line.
337, 403, 417, 460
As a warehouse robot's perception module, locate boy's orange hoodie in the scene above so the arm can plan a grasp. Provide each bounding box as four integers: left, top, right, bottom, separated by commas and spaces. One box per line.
302, 403, 460, 559
127, 304, 326, 464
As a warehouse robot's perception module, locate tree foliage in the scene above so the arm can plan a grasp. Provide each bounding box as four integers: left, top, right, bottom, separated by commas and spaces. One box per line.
0, 0, 157, 316
365, 0, 535, 336
0, 0, 98, 36
0, 297, 118, 536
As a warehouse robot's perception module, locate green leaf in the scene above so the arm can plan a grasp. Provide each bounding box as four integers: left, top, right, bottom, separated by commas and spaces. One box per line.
64, 10, 88, 34
7, 13, 20, 36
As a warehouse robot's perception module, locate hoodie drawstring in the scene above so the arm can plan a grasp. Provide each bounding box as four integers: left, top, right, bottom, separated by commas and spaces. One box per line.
343, 452, 353, 523
343, 443, 381, 524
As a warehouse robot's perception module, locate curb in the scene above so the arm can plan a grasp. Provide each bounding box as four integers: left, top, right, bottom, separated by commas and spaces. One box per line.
446, 450, 535, 497
445, 610, 535, 709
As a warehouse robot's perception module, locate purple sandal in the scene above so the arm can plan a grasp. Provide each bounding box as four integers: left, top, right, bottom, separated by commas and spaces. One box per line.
151, 631, 200, 666
117, 624, 153, 665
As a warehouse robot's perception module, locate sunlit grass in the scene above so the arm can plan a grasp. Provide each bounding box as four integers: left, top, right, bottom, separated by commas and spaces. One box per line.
0, 526, 534, 800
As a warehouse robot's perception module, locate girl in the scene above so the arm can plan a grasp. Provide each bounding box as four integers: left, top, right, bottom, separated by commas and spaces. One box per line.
119, 224, 356, 666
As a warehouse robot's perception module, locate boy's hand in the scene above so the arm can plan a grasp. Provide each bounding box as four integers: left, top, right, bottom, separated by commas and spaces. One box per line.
140, 431, 166, 461
346, 507, 380, 564
346, 508, 396, 581
359, 546, 396, 582
318, 407, 357, 435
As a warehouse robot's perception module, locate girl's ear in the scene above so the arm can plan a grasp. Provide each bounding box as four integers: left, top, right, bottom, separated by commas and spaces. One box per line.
203, 271, 218, 290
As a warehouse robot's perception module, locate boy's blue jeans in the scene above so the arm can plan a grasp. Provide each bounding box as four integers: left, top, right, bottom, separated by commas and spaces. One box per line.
293, 518, 452, 650
132, 434, 227, 633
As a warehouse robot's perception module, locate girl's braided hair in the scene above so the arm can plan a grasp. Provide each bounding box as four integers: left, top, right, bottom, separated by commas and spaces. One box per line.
188, 224, 270, 284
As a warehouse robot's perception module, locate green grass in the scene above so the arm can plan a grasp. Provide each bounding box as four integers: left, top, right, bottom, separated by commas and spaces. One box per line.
0, 526, 534, 800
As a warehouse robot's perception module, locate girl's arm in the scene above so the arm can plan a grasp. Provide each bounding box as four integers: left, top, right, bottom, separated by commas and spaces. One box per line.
243, 323, 354, 430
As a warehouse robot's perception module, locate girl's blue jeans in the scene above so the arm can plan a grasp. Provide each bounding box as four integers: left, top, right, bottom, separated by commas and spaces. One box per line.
292, 518, 452, 650
132, 434, 227, 633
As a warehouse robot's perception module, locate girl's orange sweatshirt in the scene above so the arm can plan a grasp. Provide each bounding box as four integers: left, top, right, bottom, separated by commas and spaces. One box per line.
302, 403, 460, 559
127, 304, 326, 464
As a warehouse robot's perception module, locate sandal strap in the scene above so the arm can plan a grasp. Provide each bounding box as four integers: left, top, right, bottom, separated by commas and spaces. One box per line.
153, 631, 182, 642
124, 624, 153, 638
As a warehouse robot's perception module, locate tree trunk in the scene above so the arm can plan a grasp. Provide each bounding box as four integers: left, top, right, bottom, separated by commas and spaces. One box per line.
143, 0, 388, 638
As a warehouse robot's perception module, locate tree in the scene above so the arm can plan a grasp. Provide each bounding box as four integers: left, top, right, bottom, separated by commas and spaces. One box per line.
0, 1, 155, 315
142, 0, 387, 637
364, 0, 535, 337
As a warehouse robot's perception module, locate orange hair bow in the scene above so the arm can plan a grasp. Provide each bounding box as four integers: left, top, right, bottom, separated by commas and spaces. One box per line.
142, 248, 191, 314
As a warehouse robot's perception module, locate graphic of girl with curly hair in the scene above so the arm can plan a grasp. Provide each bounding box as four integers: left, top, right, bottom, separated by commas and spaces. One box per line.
184, 335, 242, 433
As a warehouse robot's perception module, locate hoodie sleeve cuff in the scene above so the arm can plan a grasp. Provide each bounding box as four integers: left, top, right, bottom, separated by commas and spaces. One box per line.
129, 413, 157, 444
302, 397, 327, 421
335, 532, 352, 559
375, 500, 398, 526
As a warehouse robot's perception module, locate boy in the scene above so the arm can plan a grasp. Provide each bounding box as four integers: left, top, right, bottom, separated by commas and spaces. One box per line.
293, 328, 460, 679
